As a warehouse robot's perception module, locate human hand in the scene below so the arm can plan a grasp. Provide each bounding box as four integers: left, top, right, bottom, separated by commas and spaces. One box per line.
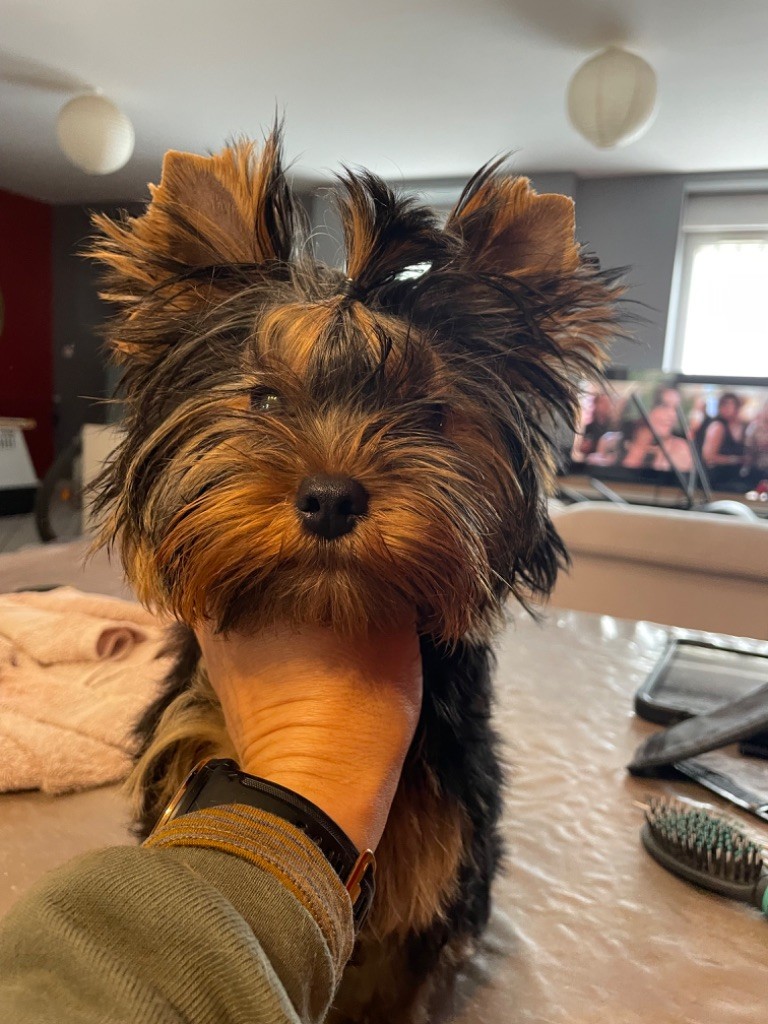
194, 622, 423, 851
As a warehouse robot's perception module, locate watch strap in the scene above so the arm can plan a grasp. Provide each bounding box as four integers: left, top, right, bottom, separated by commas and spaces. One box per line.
151, 758, 376, 928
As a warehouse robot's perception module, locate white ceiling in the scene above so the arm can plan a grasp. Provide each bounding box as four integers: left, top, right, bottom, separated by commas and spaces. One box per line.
2, 0, 768, 204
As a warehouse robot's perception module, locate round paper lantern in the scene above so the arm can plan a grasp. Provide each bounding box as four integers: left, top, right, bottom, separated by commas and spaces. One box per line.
56, 94, 135, 174
567, 47, 657, 149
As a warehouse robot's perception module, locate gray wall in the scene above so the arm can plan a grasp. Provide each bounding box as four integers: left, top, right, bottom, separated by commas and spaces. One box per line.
52, 202, 144, 453
576, 175, 686, 371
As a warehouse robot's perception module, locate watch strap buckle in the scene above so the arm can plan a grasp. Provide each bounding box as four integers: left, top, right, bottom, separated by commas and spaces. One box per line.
345, 848, 376, 905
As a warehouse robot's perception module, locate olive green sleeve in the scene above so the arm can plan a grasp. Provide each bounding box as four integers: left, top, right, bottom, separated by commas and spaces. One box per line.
0, 805, 355, 1024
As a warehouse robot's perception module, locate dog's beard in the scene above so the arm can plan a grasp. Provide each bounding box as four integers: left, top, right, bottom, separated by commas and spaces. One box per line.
102, 386, 526, 641
132, 472, 501, 640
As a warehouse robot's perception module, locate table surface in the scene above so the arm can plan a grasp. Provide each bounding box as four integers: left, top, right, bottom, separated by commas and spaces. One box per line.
1, 542, 766, 1024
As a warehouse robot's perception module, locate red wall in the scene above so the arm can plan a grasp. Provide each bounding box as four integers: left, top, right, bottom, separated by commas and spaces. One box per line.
0, 189, 53, 477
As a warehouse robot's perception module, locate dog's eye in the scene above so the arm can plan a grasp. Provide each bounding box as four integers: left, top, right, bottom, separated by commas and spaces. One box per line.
250, 389, 283, 414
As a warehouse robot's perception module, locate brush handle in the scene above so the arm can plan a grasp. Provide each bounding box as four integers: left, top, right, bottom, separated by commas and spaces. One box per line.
755, 876, 768, 916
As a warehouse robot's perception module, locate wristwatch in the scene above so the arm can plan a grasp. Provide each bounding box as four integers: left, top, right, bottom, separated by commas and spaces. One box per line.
150, 757, 376, 928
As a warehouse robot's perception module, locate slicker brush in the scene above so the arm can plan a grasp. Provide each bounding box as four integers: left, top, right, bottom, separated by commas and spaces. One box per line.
642, 797, 768, 916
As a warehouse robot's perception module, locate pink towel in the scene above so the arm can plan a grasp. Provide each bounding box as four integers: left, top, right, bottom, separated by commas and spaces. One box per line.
0, 587, 173, 794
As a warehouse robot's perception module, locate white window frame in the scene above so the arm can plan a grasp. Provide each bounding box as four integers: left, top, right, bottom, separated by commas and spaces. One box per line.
665, 188, 768, 378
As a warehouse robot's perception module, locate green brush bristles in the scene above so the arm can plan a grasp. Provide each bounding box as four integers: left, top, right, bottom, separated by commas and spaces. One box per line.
645, 798, 764, 886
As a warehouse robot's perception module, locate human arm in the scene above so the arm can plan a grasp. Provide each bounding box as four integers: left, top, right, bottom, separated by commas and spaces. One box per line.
0, 810, 351, 1024
0, 622, 422, 1023
701, 420, 742, 466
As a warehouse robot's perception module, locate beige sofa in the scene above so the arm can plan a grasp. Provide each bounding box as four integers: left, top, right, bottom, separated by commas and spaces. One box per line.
548, 502, 768, 639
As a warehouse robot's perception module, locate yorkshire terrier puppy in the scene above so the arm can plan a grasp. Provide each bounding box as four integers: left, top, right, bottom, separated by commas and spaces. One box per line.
90, 128, 620, 1023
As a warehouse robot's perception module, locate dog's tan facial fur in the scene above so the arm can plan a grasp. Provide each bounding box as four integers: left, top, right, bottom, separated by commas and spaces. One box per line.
91, 136, 619, 644
90, 129, 622, 1024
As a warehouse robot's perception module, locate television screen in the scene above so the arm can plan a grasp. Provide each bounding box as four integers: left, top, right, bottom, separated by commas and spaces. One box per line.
677, 381, 768, 493
566, 374, 768, 497
569, 379, 638, 470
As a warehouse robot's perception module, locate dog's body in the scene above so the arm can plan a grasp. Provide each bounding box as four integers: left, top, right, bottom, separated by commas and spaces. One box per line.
91, 129, 620, 1023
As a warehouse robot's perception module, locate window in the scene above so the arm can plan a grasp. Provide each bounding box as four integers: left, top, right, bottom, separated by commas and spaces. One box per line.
667, 192, 768, 378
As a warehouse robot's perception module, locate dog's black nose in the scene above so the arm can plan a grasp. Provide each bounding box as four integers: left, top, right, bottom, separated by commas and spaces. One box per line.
296, 474, 369, 540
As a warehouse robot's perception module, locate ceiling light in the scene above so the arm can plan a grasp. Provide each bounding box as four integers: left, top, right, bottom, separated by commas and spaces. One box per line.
56, 93, 135, 174
567, 46, 657, 149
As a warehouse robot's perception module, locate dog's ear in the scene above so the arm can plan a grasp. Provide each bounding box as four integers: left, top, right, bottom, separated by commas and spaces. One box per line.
90, 129, 299, 361
444, 161, 580, 280
431, 158, 623, 389
392, 157, 624, 438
